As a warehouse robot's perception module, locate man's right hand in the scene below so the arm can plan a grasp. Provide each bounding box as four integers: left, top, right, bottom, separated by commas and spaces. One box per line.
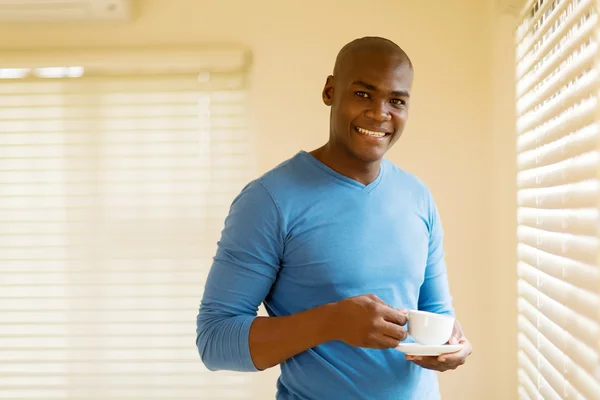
248, 294, 407, 370
329, 294, 408, 349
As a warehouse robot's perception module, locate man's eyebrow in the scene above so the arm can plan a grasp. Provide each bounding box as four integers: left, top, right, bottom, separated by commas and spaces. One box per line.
391, 89, 410, 98
351, 81, 410, 98
352, 80, 378, 91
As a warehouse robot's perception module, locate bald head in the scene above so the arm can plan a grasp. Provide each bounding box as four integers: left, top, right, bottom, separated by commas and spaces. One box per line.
333, 37, 413, 78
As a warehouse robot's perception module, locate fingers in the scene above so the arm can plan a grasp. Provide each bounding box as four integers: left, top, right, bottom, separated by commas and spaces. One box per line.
372, 333, 402, 349
407, 338, 472, 371
448, 320, 464, 343
366, 294, 408, 326
381, 306, 408, 326
440, 338, 472, 363
438, 349, 465, 363
448, 331, 463, 344
448, 336, 459, 345
379, 320, 407, 341
439, 342, 464, 361
405, 355, 462, 372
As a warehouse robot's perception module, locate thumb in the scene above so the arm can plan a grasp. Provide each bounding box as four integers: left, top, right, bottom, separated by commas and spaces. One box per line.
448, 328, 462, 344
448, 320, 463, 344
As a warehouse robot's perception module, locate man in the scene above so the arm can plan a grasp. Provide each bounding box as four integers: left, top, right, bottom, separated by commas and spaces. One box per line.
196, 36, 472, 399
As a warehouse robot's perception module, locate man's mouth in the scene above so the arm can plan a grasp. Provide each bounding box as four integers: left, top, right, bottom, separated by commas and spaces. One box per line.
354, 126, 389, 138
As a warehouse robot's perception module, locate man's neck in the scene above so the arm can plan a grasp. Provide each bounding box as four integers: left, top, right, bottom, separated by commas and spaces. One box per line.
309, 144, 381, 186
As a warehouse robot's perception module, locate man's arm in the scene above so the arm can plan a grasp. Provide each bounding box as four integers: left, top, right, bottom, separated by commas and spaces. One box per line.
196, 181, 408, 372
196, 180, 284, 372
407, 192, 472, 371
417, 194, 454, 316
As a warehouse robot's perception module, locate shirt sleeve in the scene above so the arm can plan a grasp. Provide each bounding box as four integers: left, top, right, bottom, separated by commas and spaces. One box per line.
196, 180, 284, 372
417, 192, 455, 317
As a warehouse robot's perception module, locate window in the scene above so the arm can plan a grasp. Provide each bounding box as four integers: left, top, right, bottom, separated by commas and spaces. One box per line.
515, 0, 600, 398
0, 48, 255, 399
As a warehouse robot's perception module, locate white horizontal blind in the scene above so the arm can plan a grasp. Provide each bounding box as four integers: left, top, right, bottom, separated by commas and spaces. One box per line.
516, 0, 600, 399
0, 54, 255, 399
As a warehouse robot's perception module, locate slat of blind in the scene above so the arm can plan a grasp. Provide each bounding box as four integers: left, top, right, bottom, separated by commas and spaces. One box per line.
0, 257, 209, 270
518, 388, 532, 400
1, 348, 201, 361
520, 314, 600, 398
518, 37, 596, 115
518, 349, 563, 400
517, 67, 598, 134
516, 0, 569, 59
518, 369, 539, 400
0, 388, 250, 399
517, 0, 596, 80
519, 280, 598, 350
517, 98, 597, 153
0, 73, 245, 94
518, 123, 598, 171
519, 299, 599, 382
0, 323, 194, 336
518, 9, 596, 100
0, 271, 207, 285
516, 0, 555, 39
517, 150, 599, 188
1, 310, 193, 323
519, 261, 599, 321
519, 333, 570, 399
2, 336, 200, 348
517, 207, 597, 236
518, 243, 600, 292
0, 127, 246, 147
0, 395, 242, 400
0, 285, 205, 298
517, 180, 599, 209
0, 362, 212, 374
517, 225, 598, 265
0, 157, 245, 171
519, 316, 584, 399
0, 373, 249, 385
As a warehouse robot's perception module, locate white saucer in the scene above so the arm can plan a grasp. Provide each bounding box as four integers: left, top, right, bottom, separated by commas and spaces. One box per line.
395, 343, 464, 356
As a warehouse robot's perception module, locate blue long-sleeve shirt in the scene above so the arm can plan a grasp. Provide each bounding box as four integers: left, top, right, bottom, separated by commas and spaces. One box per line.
197, 151, 454, 399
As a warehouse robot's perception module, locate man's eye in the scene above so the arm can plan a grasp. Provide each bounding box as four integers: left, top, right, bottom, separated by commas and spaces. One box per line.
391, 99, 406, 106
355, 91, 370, 98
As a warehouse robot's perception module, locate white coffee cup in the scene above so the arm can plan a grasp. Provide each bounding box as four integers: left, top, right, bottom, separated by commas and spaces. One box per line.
407, 310, 455, 345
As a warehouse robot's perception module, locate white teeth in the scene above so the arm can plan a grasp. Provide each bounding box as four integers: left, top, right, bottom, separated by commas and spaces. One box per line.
357, 127, 386, 137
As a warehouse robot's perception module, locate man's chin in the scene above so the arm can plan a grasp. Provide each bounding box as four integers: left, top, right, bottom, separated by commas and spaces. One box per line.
354, 149, 387, 164
348, 140, 391, 163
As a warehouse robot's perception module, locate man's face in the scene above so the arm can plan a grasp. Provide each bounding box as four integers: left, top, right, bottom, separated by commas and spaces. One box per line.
323, 51, 413, 163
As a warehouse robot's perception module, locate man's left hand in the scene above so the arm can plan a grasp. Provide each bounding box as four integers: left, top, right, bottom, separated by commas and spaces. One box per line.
405, 319, 472, 372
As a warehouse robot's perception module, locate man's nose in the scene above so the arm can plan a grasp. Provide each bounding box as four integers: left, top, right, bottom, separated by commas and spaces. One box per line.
365, 103, 392, 121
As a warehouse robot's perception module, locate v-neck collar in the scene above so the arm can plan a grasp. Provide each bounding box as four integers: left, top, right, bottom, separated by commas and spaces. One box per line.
299, 151, 385, 193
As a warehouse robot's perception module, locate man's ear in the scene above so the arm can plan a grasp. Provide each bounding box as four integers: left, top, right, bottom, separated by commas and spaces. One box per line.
322, 75, 334, 106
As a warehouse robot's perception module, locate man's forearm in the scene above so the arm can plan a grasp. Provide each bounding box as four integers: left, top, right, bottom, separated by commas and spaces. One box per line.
249, 302, 337, 370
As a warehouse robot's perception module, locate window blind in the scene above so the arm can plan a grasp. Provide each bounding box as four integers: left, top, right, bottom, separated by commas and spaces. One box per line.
515, 0, 600, 399
0, 50, 255, 399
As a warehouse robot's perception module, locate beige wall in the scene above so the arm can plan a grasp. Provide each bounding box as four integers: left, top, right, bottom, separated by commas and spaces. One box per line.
490, 10, 519, 400
0, 0, 518, 398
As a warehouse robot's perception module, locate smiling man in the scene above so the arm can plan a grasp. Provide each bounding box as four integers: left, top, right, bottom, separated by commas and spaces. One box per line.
196, 37, 472, 399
